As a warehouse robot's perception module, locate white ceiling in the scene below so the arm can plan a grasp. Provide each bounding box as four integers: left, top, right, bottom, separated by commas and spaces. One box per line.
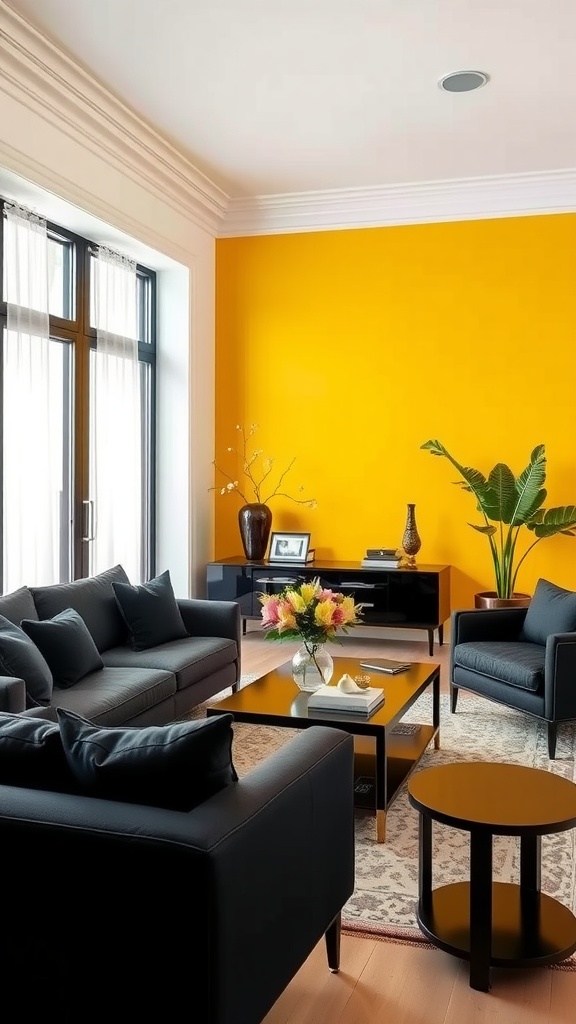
7, 0, 576, 201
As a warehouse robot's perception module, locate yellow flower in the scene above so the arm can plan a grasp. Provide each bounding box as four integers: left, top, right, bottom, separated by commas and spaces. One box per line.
299, 581, 318, 607
286, 590, 306, 614
276, 606, 297, 632
340, 595, 359, 624
314, 600, 337, 629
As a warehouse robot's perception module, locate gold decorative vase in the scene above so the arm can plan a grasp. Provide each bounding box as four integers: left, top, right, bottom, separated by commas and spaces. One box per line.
400, 503, 421, 569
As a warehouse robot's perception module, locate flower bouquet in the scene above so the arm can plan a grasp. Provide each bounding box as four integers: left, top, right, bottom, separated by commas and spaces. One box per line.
259, 578, 363, 691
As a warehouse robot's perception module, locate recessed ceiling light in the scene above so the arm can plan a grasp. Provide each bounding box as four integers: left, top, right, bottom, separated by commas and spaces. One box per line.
439, 71, 489, 93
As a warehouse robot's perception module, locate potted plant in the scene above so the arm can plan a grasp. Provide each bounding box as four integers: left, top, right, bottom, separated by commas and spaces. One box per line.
421, 440, 576, 607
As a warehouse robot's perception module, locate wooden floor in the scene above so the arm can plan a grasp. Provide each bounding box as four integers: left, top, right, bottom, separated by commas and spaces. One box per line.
239, 626, 576, 1024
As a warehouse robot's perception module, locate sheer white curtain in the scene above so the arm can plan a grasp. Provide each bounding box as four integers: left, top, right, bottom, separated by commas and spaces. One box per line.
3, 203, 63, 591
90, 245, 142, 582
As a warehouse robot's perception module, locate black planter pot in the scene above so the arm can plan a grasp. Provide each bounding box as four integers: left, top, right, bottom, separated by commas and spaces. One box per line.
238, 503, 272, 561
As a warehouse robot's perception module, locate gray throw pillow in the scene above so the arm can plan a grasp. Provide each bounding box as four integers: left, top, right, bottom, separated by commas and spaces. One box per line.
57, 709, 238, 811
112, 569, 188, 651
30, 564, 130, 653
520, 578, 576, 646
0, 712, 73, 791
21, 608, 104, 689
0, 615, 53, 708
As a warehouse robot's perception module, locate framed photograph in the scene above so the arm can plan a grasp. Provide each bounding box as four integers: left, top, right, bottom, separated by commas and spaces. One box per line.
269, 532, 311, 562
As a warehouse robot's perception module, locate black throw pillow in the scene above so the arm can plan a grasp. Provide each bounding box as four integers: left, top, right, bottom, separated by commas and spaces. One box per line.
520, 578, 576, 646
112, 569, 188, 652
21, 608, 104, 689
0, 614, 53, 708
0, 712, 74, 791
57, 709, 238, 811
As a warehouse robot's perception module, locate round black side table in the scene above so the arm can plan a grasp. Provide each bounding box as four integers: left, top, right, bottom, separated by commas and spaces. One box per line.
408, 762, 576, 992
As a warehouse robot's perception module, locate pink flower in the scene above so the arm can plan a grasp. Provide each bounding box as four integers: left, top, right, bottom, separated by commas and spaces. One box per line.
260, 596, 281, 627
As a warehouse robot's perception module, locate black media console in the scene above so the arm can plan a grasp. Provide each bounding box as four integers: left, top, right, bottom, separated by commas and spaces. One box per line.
206, 557, 451, 655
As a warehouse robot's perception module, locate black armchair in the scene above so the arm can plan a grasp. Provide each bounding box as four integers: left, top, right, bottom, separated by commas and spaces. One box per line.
450, 605, 576, 759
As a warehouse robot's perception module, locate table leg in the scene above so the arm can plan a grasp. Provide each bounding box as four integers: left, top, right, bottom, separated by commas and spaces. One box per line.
520, 834, 541, 928
418, 814, 433, 915
427, 628, 434, 656
469, 830, 493, 992
375, 729, 387, 844
433, 670, 441, 749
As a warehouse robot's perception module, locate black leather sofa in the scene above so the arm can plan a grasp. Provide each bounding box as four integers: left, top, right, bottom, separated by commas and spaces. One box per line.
1, 723, 355, 1023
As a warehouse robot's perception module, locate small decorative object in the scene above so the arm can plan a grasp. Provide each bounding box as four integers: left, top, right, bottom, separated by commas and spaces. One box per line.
210, 423, 317, 561
268, 531, 311, 563
421, 440, 576, 602
354, 674, 372, 689
400, 502, 421, 569
338, 673, 371, 693
259, 577, 363, 692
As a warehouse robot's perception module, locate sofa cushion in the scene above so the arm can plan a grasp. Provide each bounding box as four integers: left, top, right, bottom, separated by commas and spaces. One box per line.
57, 708, 238, 811
0, 586, 38, 626
30, 565, 130, 654
520, 578, 576, 646
0, 615, 53, 708
46, 666, 177, 727
0, 712, 73, 791
453, 641, 545, 692
21, 608, 104, 689
102, 636, 237, 691
112, 570, 188, 652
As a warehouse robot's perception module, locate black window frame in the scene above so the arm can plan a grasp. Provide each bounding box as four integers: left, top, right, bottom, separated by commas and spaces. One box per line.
0, 203, 156, 585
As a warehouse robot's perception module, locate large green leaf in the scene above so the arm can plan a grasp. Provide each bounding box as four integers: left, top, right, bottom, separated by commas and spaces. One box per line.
421, 440, 488, 502
527, 506, 576, 538
482, 464, 517, 523
510, 444, 547, 525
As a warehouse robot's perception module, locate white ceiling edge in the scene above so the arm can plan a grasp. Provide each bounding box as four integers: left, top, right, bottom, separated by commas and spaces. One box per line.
0, 1, 228, 235
3, 3, 576, 242
220, 168, 576, 237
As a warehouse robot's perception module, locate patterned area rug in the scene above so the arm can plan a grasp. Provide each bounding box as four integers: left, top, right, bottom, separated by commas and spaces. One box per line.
191, 677, 576, 965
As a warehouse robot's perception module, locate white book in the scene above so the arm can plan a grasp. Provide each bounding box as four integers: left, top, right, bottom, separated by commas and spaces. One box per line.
308, 684, 385, 713
361, 558, 400, 569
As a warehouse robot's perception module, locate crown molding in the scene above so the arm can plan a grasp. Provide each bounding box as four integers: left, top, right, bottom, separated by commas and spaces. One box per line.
221, 169, 576, 237
0, 2, 229, 235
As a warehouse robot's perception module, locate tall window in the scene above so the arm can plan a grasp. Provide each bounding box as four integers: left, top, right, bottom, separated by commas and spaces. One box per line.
0, 201, 156, 591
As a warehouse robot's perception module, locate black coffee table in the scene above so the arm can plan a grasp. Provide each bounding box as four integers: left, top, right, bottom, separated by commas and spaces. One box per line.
408, 762, 576, 991
207, 656, 440, 843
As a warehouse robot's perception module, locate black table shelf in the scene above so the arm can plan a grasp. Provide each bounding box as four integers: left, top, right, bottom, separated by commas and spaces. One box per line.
206, 557, 451, 655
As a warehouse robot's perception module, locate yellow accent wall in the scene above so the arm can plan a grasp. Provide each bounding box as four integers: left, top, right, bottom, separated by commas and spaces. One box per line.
215, 214, 576, 608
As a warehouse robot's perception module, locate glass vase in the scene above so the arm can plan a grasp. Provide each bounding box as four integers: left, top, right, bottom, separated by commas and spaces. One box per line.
291, 643, 334, 692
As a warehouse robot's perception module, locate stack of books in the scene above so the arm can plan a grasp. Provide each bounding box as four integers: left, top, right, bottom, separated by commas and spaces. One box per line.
361, 547, 400, 569
307, 684, 385, 715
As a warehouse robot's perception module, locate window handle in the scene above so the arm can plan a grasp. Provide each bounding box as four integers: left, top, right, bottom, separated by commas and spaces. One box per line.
82, 499, 95, 541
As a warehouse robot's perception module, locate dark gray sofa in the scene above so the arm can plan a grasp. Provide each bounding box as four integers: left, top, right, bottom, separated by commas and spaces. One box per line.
0, 565, 241, 725
0, 723, 355, 1023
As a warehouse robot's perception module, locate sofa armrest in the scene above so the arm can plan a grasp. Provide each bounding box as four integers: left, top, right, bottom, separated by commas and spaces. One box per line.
0, 676, 26, 713
0, 725, 354, 1021
544, 632, 576, 721
451, 607, 528, 644
177, 597, 240, 643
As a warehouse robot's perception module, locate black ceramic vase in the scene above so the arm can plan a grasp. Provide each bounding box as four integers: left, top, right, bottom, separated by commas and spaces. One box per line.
238, 503, 273, 561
